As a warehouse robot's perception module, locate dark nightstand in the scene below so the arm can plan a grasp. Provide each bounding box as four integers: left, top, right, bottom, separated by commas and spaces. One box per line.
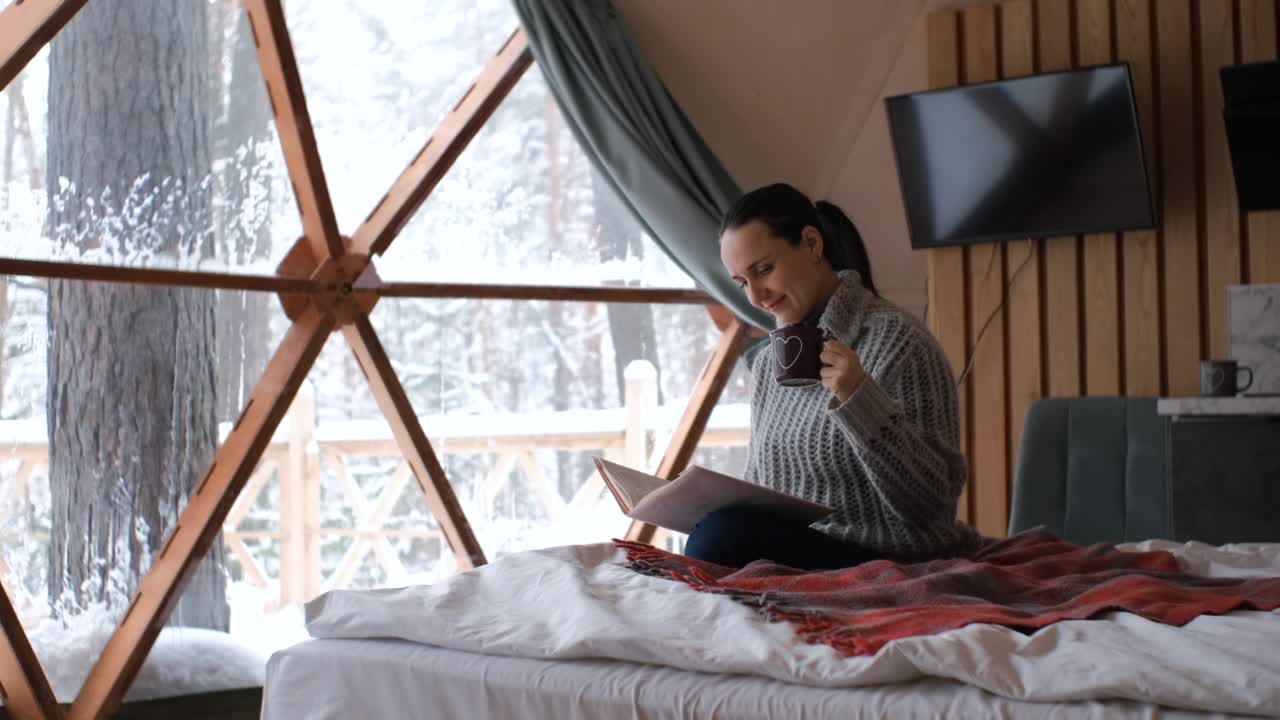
1158, 397, 1280, 545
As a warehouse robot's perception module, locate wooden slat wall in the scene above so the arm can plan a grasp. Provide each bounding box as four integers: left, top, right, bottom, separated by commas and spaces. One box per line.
1039, 0, 1083, 402
1079, 0, 1122, 395
1117, 0, 1163, 397
926, 12, 974, 526
1240, 0, 1280, 285
926, 0, 1280, 536
1157, 0, 1201, 396
963, 5, 1009, 539
1199, 0, 1240, 359
1000, 0, 1041, 532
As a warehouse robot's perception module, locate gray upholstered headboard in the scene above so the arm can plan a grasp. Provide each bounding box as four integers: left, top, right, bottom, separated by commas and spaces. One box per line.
1008, 397, 1169, 545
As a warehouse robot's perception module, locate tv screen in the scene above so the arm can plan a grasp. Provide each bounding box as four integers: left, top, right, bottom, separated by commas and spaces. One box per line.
886, 64, 1155, 250
1221, 60, 1280, 211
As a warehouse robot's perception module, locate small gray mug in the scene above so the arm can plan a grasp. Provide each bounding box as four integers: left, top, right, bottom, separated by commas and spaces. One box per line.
1200, 359, 1253, 397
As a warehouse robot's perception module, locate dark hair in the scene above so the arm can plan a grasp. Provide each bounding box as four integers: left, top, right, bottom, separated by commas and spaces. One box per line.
719, 183, 878, 296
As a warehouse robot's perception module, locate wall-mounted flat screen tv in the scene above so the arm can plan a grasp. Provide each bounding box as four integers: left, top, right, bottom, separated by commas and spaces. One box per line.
1221, 60, 1280, 212
886, 64, 1156, 250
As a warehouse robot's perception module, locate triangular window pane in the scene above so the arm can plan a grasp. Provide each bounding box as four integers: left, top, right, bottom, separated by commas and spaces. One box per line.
377, 67, 695, 288
1, 8, 304, 275
287, 0, 520, 235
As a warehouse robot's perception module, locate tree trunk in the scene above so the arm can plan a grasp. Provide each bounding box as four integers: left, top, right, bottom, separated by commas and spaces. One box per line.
4, 76, 43, 194
4, 75, 44, 417
3, 79, 17, 197
545, 98, 574, 500
46, 0, 228, 630
592, 169, 662, 405
214, 8, 273, 423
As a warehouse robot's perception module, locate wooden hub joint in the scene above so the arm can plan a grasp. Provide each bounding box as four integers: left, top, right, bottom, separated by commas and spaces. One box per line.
276, 237, 380, 326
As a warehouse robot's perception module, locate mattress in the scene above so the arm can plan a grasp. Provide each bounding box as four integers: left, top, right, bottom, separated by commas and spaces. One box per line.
297, 540, 1280, 716
262, 637, 1225, 720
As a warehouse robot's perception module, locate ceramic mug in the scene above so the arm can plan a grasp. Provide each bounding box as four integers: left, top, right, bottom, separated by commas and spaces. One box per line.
769, 325, 828, 386
1200, 359, 1253, 397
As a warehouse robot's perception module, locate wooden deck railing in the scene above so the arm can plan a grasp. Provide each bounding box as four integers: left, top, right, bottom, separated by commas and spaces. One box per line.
0, 361, 748, 615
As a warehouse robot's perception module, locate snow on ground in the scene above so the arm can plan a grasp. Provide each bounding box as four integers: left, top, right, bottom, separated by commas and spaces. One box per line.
19, 527, 689, 703
228, 582, 312, 657
30, 601, 270, 702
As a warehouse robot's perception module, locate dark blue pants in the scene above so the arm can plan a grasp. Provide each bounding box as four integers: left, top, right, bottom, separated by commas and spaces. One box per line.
683, 506, 879, 570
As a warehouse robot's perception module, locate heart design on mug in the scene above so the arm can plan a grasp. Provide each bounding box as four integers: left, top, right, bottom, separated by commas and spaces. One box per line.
1211, 368, 1226, 392
773, 336, 804, 370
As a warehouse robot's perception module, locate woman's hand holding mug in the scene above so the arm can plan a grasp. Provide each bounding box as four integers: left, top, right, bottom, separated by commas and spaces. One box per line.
819, 338, 866, 404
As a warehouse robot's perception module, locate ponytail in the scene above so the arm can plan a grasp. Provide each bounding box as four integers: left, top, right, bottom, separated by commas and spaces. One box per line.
814, 200, 878, 297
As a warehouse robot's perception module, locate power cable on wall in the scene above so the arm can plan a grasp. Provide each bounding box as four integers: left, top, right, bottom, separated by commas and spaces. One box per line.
954, 238, 1036, 389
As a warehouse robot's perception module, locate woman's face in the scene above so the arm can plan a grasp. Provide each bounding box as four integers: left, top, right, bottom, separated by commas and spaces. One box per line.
720, 220, 830, 326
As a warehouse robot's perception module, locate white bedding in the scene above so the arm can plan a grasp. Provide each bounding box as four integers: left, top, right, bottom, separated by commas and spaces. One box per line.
263, 637, 1229, 720
304, 539, 1280, 717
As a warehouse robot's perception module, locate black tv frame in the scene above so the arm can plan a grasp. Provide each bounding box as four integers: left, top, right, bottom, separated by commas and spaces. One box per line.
885, 62, 1157, 250
1220, 60, 1280, 212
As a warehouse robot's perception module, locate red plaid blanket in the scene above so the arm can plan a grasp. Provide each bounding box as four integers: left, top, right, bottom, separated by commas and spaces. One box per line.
614, 528, 1280, 656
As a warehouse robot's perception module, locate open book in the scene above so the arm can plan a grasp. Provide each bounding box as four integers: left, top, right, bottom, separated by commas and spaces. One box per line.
592, 457, 833, 534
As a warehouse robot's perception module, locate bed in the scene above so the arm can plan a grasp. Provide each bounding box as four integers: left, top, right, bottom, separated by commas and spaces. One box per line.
263, 399, 1280, 719
263, 539, 1280, 719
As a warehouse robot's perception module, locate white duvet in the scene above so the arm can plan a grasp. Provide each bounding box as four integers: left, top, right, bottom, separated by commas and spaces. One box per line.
304, 540, 1280, 717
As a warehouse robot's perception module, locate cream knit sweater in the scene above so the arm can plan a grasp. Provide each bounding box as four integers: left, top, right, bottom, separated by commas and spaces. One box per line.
744, 270, 983, 560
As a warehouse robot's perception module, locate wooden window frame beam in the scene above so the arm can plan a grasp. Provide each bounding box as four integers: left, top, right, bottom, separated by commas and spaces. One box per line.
242, 0, 345, 261
0, 585, 61, 720
0, 0, 90, 93
625, 319, 750, 545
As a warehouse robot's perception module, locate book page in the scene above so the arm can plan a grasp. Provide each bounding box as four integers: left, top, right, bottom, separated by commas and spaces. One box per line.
628, 465, 832, 534
593, 457, 669, 513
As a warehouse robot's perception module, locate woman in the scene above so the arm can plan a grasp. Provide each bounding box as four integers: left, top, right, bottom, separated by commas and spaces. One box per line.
684, 183, 981, 570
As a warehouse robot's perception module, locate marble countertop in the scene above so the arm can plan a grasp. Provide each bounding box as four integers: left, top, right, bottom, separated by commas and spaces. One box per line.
1157, 396, 1280, 416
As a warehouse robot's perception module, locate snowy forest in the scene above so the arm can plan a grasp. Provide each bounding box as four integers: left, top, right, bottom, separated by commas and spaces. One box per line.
0, 0, 751, 667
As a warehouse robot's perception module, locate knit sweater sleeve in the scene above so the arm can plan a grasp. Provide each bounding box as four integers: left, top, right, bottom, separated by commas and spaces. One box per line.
741, 350, 767, 485
826, 337, 966, 526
